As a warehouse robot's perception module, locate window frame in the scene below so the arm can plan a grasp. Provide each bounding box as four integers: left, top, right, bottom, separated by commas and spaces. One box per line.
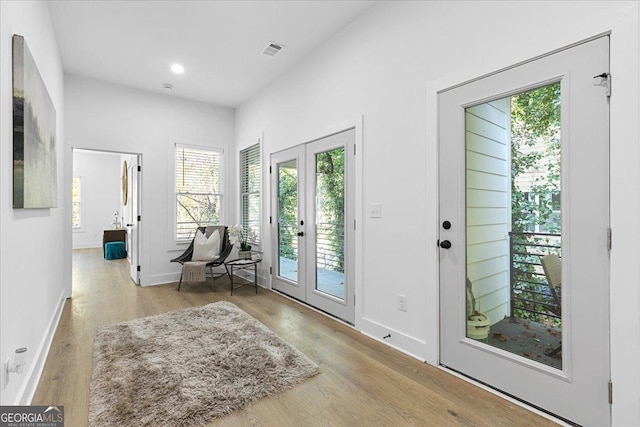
239, 142, 261, 246
173, 143, 225, 244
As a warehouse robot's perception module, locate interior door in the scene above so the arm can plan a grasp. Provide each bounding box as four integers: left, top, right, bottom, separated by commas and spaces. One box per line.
439, 37, 610, 426
127, 155, 141, 285
271, 129, 355, 324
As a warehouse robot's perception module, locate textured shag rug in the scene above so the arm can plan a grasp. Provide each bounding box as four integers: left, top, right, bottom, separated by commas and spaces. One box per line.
89, 301, 319, 427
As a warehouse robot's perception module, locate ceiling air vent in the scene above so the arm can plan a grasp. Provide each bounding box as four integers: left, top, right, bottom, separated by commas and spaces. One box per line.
262, 42, 285, 57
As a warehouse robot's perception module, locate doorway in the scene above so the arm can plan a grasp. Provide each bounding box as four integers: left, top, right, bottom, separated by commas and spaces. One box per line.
438, 37, 610, 425
72, 149, 142, 286
271, 129, 356, 324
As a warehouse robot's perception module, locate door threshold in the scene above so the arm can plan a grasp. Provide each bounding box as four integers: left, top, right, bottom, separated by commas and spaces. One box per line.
271, 288, 355, 327
438, 365, 575, 427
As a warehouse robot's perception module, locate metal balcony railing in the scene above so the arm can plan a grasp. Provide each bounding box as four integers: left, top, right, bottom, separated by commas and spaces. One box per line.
277, 220, 344, 273
316, 222, 344, 273
509, 231, 561, 324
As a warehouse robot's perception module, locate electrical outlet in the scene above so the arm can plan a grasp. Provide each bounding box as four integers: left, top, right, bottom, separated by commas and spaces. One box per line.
398, 294, 407, 312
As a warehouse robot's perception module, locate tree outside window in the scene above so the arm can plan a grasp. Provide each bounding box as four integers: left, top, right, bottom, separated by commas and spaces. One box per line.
175, 145, 223, 241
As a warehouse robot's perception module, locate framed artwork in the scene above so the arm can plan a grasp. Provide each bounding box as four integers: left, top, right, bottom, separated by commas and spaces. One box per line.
13, 34, 57, 208
122, 160, 128, 206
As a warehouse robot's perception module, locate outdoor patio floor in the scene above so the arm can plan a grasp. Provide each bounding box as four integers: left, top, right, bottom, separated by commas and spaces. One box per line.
279, 256, 345, 298
486, 317, 562, 370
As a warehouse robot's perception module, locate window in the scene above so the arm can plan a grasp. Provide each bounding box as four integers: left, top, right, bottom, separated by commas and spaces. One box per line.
240, 142, 261, 245
72, 176, 82, 229
175, 145, 223, 241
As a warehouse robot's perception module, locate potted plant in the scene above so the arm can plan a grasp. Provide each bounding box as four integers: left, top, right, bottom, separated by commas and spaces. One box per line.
229, 225, 256, 259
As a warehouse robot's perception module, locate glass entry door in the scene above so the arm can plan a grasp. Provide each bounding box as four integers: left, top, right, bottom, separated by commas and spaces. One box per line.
271, 129, 355, 324
271, 145, 306, 301
439, 37, 610, 426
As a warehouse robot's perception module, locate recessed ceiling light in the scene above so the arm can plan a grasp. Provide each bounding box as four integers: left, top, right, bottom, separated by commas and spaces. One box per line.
170, 64, 184, 74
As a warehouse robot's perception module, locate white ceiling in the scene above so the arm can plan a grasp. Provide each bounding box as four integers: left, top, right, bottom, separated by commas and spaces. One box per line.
48, 0, 376, 108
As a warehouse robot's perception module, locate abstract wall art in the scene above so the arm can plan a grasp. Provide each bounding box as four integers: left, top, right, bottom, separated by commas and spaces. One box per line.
13, 34, 57, 208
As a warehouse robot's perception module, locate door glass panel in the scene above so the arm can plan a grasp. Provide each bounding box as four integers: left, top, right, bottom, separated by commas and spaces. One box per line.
465, 82, 562, 369
278, 159, 299, 283
314, 147, 345, 299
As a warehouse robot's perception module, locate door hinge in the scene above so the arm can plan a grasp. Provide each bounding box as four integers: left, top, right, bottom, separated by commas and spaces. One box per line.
607, 227, 612, 251
608, 380, 613, 404
137, 265, 141, 272
137, 215, 141, 222
137, 165, 141, 172
354, 219, 356, 230
269, 266, 272, 275
594, 72, 611, 98
354, 294, 356, 306
269, 216, 272, 224
354, 144, 356, 156
269, 166, 272, 173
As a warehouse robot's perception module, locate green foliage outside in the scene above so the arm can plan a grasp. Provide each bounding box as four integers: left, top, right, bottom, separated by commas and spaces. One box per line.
510, 82, 562, 325
278, 164, 298, 261
511, 82, 561, 234
315, 148, 345, 272
277, 148, 345, 273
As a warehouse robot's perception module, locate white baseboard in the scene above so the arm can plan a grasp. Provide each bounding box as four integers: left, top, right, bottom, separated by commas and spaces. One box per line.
21, 286, 68, 405
145, 272, 181, 287
359, 317, 428, 362
72, 242, 101, 249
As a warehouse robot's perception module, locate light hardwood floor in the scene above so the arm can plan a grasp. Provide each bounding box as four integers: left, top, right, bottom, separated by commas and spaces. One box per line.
33, 249, 558, 426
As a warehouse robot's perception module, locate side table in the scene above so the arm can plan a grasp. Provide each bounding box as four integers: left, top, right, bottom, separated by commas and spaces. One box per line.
225, 258, 262, 295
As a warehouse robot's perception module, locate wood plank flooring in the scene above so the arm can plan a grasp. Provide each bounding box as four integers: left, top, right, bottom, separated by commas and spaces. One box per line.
32, 249, 558, 426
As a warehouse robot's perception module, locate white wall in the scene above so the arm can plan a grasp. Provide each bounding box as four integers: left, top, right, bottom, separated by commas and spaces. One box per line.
0, 1, 68, 405
235, 1, 640, 424
64, 75, 235, 286
72, 150, 122, 249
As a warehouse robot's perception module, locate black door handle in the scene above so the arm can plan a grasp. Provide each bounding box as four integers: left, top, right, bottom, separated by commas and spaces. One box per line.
297, 231, 304, 237
440, 240, 452, 249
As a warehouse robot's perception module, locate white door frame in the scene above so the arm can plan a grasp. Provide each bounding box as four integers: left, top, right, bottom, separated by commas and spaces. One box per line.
70, 148, 143, 290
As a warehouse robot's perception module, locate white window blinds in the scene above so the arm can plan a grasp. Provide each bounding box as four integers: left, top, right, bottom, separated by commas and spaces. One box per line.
240, 143, 260, 244
175, 145, 223, 241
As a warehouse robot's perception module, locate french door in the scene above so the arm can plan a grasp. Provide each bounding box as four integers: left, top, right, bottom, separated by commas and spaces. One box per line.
439, 37, 610, 425
271, 129, 355, 324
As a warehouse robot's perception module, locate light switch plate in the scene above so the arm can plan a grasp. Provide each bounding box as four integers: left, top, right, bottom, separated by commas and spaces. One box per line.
369, 203, 382, 218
